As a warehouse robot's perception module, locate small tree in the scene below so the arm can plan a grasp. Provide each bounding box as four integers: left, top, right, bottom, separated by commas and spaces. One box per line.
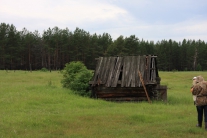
61, 61, 93, 96
196, 63, 202, 71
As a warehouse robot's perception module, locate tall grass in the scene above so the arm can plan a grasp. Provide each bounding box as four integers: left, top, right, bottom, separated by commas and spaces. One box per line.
0, 70, 207, 138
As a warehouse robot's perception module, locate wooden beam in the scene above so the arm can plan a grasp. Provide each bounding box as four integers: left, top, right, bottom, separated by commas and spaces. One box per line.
138, 70, 151, 103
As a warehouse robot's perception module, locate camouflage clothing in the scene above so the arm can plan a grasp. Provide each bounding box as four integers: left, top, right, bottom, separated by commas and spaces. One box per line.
192, 76, 207, 106
191, 75, 207, 130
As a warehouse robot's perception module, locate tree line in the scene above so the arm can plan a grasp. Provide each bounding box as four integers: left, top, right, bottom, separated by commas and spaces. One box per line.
0, 22, 207, 71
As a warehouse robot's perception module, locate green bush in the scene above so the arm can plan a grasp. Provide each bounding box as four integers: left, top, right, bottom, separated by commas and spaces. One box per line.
61, 61, 93, 96
196, 63, 202, 71
40, 67, 49, 72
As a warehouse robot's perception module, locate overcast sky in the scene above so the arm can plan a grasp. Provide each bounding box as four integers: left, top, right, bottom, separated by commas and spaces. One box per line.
1, 0, 207, 42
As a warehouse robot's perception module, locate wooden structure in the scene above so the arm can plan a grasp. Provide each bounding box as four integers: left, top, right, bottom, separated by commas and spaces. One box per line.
89, 55, 167, 102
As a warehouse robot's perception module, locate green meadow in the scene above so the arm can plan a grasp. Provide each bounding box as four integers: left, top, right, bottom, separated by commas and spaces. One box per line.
0, 70, 207, 138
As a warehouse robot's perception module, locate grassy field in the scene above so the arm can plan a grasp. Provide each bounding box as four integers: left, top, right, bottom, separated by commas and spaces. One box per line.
0, 70, 207, 138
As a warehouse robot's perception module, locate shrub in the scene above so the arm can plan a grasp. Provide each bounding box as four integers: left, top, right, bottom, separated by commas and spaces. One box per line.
61, 61, 93, 96
40, 67, 48, 72
196, 63, 202, 71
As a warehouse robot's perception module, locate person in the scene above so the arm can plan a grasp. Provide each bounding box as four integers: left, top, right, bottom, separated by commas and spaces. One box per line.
191, 75, 207, 130
191, 77, 197, 105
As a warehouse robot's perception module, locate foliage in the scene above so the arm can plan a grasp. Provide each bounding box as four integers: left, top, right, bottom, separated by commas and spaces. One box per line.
40, 67, 48, 72
61, 61, 93, 96
196, 63, 202, 71
1, 22, 207, 71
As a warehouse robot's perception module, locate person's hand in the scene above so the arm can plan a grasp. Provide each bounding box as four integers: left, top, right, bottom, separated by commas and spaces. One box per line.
190, 87, 193, 92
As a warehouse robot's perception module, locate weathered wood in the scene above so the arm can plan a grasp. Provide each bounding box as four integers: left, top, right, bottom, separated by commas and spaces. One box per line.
135, 56, 140, 87
92, 55, 160, 87
111, 57, 123, 87
150, 57, 156, 82
150, 57, 154, 81
99, 57, 108, 82
127, 56, 133, 87
131, 56, 136, 87
146, 55, 151, 83
138, 70, 151, 103
90, 55, 167, 102
102, 57, 111, 84
92, 57, 103, 86
126, 56, 133, 87
139, 56, 145, 86
106, 57, 116, 87
97, 93, 147, 98
104, 97, 148, 101
123, 56, 131, 87
155, 85, 167, 102
121, 57, 126, 87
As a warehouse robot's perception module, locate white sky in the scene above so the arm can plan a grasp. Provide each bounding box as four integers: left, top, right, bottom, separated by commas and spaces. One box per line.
1, 0, 207, 42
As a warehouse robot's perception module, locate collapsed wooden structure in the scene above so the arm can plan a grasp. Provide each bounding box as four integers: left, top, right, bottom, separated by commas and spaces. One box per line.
89, 55, 167, 102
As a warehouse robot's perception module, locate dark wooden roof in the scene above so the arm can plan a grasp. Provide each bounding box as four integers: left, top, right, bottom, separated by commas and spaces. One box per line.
90, 55, 158, 87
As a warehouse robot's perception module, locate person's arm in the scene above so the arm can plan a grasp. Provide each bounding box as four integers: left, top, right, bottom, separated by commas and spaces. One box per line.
192, 85, 202, 95
190, 85, 194, 92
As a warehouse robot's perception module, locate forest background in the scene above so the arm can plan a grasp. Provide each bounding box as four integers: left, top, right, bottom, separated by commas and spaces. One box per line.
0, 22, 207, 71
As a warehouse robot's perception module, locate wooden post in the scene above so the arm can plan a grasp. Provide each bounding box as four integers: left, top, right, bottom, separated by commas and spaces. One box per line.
138, 70, 151, 103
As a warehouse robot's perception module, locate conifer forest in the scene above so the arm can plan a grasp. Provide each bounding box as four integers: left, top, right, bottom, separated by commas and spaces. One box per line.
0, 23, 207, 71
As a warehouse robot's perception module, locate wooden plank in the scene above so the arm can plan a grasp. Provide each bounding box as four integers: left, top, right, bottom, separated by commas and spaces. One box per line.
153, 58, 157, 81
92, 57, 103, 86
155, 57, 159, 78
110, 57, 119, 87
140, 56, 146, 86
111, 57, 123, 87
123, 56, 129, 87
139, 56, 146, 86
99, 57, 108, 83
121, 57, 126, 87
110, 57, 117, 86
151, 57, 156, 82
135, 56, 140, 87
92, 57, 101, 84
97, 95, 147, 100
96, 91, 146, 95
150, 57, 154, 81
127, 56, 133, 87
143, 56, 146, 84
97, 93, 147, 98
131, 56, 136, 87
97, 57, 107, 84
96, 88, 146, 94
147, 55, 151, 83
102, 57, 112, 84
124, 56, 131, 87
103, 97, 148, 101
138, 70, 151, 103
105, 57, 116, 87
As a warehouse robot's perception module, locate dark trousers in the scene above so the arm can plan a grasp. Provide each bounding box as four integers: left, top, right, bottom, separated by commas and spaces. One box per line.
196, 105, 207, 122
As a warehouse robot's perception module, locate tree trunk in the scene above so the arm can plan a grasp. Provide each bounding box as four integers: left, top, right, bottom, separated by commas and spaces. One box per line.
193, 48, 198, 71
